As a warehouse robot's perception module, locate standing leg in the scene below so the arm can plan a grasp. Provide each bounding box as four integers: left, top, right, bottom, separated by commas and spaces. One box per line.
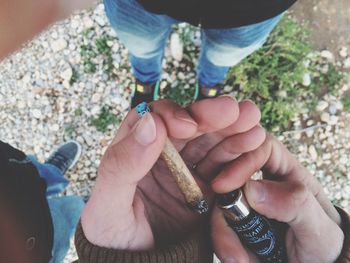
196, 14, 283, 98
104, 0, 177, 85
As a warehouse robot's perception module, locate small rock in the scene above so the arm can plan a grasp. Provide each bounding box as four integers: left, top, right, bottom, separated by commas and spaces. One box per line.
94, 16, 106, 27
51, 39, 68, 52
320, 50, 334, 61
170, 33, 183, 61
308, 145, 318, 161
83, 17, 94, 28
18, 101, 26, 109
343, 58, 350, 69
91, 105, 101, 115
302, 73, 311, 86
32, 109, 42, 119
329, 103, 337, 115
60, 66, 73, 81
50, 124, 60, 132
83, 134, 94, 146
320, 112, 330, 123
91, 93, 101, 103
316, 100, 328, 112
339, 47, 348, 58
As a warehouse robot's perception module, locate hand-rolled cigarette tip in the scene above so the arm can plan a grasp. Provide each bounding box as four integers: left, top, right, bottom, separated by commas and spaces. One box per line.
136, 102, 209, 214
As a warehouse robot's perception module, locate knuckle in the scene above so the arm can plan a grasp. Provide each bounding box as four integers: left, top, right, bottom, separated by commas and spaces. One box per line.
288, 183, 309, 208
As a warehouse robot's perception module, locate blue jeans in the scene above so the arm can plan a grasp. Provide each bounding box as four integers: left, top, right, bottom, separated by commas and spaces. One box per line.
28, 156, 84, 263
104, 0, 282, 87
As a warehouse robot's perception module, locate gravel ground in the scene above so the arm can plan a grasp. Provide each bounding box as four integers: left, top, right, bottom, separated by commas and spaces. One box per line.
0, 4, 349, 263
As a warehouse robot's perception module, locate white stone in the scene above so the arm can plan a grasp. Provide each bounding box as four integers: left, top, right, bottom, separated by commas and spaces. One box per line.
32, 109, 42, 119
308, 145, 318, 161
170, 33, 183, 61
320, 112, 330, 123
91, 93, 101, 103
343, 58, 350, 69
94, 16, 106, 27
302, 73, 311, 86
51, 38, 68, 52
60, 66, 73, 81
320, 50, 334, 61
329, 103, 337, 115
83, 17, 94, 28
316, 100, 328, 112
50, 124, 60, 132
17, 101, 26, 109
339, 47, 348, 58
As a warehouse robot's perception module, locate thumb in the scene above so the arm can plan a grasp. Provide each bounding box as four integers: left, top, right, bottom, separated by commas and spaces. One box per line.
244, 180, 344, 262
96, 112, 167, 209
82, 113, 167, 243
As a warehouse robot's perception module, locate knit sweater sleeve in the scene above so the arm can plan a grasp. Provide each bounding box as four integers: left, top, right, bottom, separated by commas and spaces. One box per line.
336, 207, 350, 263
74, 223, 212, 263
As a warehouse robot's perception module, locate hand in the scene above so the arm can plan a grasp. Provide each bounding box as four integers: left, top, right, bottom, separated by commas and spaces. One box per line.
211, 134, 344, 263
81, 97, 265, 251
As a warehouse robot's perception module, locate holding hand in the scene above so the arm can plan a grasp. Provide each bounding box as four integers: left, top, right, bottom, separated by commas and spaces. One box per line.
212, 134, 344, 263
81, 97, 265, 251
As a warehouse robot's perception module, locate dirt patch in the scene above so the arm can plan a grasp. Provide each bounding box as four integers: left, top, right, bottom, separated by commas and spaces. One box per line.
291, 0, 350, 58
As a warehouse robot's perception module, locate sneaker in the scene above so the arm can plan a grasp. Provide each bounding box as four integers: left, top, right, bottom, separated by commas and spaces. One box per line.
45, 140, 82, 175
193, 81, 224, 101
131, 80, 160, 108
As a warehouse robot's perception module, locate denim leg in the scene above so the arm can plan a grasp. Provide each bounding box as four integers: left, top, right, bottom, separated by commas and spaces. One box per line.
104, 0, 178, 84
27, 155, 69, 196
197, 14, 283, 87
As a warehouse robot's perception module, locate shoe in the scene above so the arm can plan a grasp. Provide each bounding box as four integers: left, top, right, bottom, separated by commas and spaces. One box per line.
45, 140, 82, 175
193, 81, 224, 101
131, 80, 160, 108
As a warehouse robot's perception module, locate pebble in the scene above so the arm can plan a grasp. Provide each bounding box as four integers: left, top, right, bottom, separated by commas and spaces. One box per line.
343, 58, 350, 69
316, 100, 328, 112
51, 38, 68, 52
91, 93, 101, 103
32, 109, 42, 119
320, 50, 334, 61
308, 145, 318, 161
302, 73, 311, 86
60, 66, 73, 81
339, 47, 348, 58
170, 33, 183, 61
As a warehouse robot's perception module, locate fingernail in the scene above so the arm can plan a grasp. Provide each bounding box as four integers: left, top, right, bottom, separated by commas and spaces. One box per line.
174, 110, 197, 126
246, 180, 266, 203
223, 257, 236, 263
134, 113, 157, 145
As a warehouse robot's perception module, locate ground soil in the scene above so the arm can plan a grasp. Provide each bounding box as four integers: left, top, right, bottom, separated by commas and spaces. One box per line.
291, 0, 350, 58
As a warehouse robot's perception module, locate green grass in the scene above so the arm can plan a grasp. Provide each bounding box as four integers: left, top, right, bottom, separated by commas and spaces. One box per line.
89, 106, 120, 132
165, 15, 345, 132
342, 97, 350, 112
80, 29, 116, 77
225, 16, 344, 131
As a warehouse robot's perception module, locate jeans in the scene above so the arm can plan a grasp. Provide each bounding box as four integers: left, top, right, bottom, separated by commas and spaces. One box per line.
104, 0, 282, 87
28, 156, 85, 263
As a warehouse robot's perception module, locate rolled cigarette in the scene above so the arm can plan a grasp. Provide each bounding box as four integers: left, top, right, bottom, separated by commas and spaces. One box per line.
136, 102, 208, 214
161, 138, 208, 214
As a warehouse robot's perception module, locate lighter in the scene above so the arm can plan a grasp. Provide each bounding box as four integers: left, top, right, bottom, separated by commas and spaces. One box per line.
217, 189, 288, 263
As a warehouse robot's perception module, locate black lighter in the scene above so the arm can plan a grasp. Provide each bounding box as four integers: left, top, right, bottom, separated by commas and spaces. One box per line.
217, 189, 288, 263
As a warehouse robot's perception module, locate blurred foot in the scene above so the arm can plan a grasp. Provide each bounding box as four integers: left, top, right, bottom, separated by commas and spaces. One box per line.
45, 140, 82, 175
131, 79, 160, 108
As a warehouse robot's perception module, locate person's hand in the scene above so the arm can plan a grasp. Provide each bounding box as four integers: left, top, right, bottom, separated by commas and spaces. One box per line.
211, 134, 344, 263
81, 97, 266, 251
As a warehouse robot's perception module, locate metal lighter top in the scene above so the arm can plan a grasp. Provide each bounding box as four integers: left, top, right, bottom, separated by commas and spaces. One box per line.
217, 188, 288, 263
217, 189, 250, 220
